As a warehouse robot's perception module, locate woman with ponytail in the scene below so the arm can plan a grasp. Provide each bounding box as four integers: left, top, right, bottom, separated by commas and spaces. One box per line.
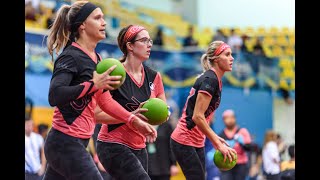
170, 41, 237, 180
94, 24, 167, 180
44, 2, 156, 179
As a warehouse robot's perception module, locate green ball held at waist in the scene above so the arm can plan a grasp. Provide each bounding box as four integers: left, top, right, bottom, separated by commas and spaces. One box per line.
141, 98, 169, 125
213, 150, 237, 171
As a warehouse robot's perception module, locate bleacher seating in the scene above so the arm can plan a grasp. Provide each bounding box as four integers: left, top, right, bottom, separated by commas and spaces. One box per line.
25, 0, 295, 91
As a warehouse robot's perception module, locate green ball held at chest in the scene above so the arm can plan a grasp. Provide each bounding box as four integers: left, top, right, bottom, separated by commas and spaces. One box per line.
141, 98, 169, 125
213, 150, 237, 171
96, 58, 126, 89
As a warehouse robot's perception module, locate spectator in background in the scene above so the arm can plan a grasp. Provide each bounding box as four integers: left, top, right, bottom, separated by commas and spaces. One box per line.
46, 8, 57, 29
25, 117, 46, 180
219, 109, 252, 180
38, 123, 49, 140
212, 28, 228, 43
240, 34, 249, 53
248, 142, 263, 180
228, 28, 243, 53
25, 1, 36, 21
279, 145, 295, 180
147, 121, 179, 180
183, 26, 198, 47
262, 130, 281, 180
253, 38, 265, 56
153, 26, 164, 47
279, 88, 293, 105
280, 145, 295, 171
276, 134, 287, 161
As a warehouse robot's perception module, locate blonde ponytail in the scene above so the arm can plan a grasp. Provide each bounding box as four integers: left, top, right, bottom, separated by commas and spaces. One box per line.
200, 53, 211, 72
47, 5, 72, 60
47, 1, 89, 61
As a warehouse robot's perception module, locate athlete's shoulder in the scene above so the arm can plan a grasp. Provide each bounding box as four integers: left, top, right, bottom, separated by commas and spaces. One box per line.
55, 46, 78, 62
203, 69, 218, 80
143, 64, 158, 77
196, 70, 217, 82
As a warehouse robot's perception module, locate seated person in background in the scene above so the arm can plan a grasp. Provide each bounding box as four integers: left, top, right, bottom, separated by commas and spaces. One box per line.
38, 123, 49, 140
183, 26, 198, 47
153, 26, 164, 47
227, 28, 242, 53
281, 145, 295, 171
212, 28, 228, 43
46, 8, 57, 29
252, 38, 265, 56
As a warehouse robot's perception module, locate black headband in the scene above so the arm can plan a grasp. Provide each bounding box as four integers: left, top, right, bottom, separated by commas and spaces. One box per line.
70, 2, 98, 32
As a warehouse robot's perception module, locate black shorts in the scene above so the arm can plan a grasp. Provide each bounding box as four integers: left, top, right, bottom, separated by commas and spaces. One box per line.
170, 138, 206, 180
96, 141, 150, 180
43, 128, 103, 180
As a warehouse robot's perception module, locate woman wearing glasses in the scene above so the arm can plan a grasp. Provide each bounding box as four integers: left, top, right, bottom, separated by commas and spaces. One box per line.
95, 25, 167, 180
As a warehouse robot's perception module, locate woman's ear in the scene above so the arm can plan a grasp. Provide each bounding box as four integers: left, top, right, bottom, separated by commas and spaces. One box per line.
126, 42, 134, 52
79, 23, 85, 31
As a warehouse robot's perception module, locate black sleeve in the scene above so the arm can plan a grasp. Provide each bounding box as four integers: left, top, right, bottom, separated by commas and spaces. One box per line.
48, 54, 90, 107
198, 77, 218, 97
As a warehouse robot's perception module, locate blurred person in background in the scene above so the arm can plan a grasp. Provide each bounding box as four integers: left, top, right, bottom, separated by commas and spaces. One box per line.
183, 25, 198, 47
38, 123, 49, 140
262, 130, 281, 180
46, 8, 57, 29
147, 121, 179, 180
279, 145, 295, 180
252, 38, 265, 56
280, 145, 295, 171
227, 28, 243, 54
25, 117, 46, 180
44, 1, 155, 179
219, 109, 252, 180
171, 41, 236, 180
276, 133, 287, 161
248, 143, 263, 180
153, 26, 164, 47
212, 29, 228, 43
240, 35, 249, 53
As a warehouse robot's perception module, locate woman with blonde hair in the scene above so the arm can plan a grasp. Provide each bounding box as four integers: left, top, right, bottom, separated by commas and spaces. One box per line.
170, 41, 237, 180
43, 2, 156, 179
262, 130, 281, 180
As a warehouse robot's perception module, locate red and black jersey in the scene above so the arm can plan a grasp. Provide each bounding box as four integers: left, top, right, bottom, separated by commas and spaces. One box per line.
171, 68, 222, 148
49, 42, 134, 139
98, 64, 165, 149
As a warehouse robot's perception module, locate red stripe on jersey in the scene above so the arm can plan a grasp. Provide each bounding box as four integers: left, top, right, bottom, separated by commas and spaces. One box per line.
78, 82, 91, 99
96, 90, 135, 124
198, 90, 212, 98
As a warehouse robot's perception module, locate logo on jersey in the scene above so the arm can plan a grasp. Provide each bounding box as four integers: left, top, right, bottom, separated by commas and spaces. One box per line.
125, 96, 141, 111
70, 94, 93, 111
149, 82, 155, 91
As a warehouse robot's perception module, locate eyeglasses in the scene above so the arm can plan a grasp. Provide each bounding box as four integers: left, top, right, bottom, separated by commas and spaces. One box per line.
133, 37, 153, 45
